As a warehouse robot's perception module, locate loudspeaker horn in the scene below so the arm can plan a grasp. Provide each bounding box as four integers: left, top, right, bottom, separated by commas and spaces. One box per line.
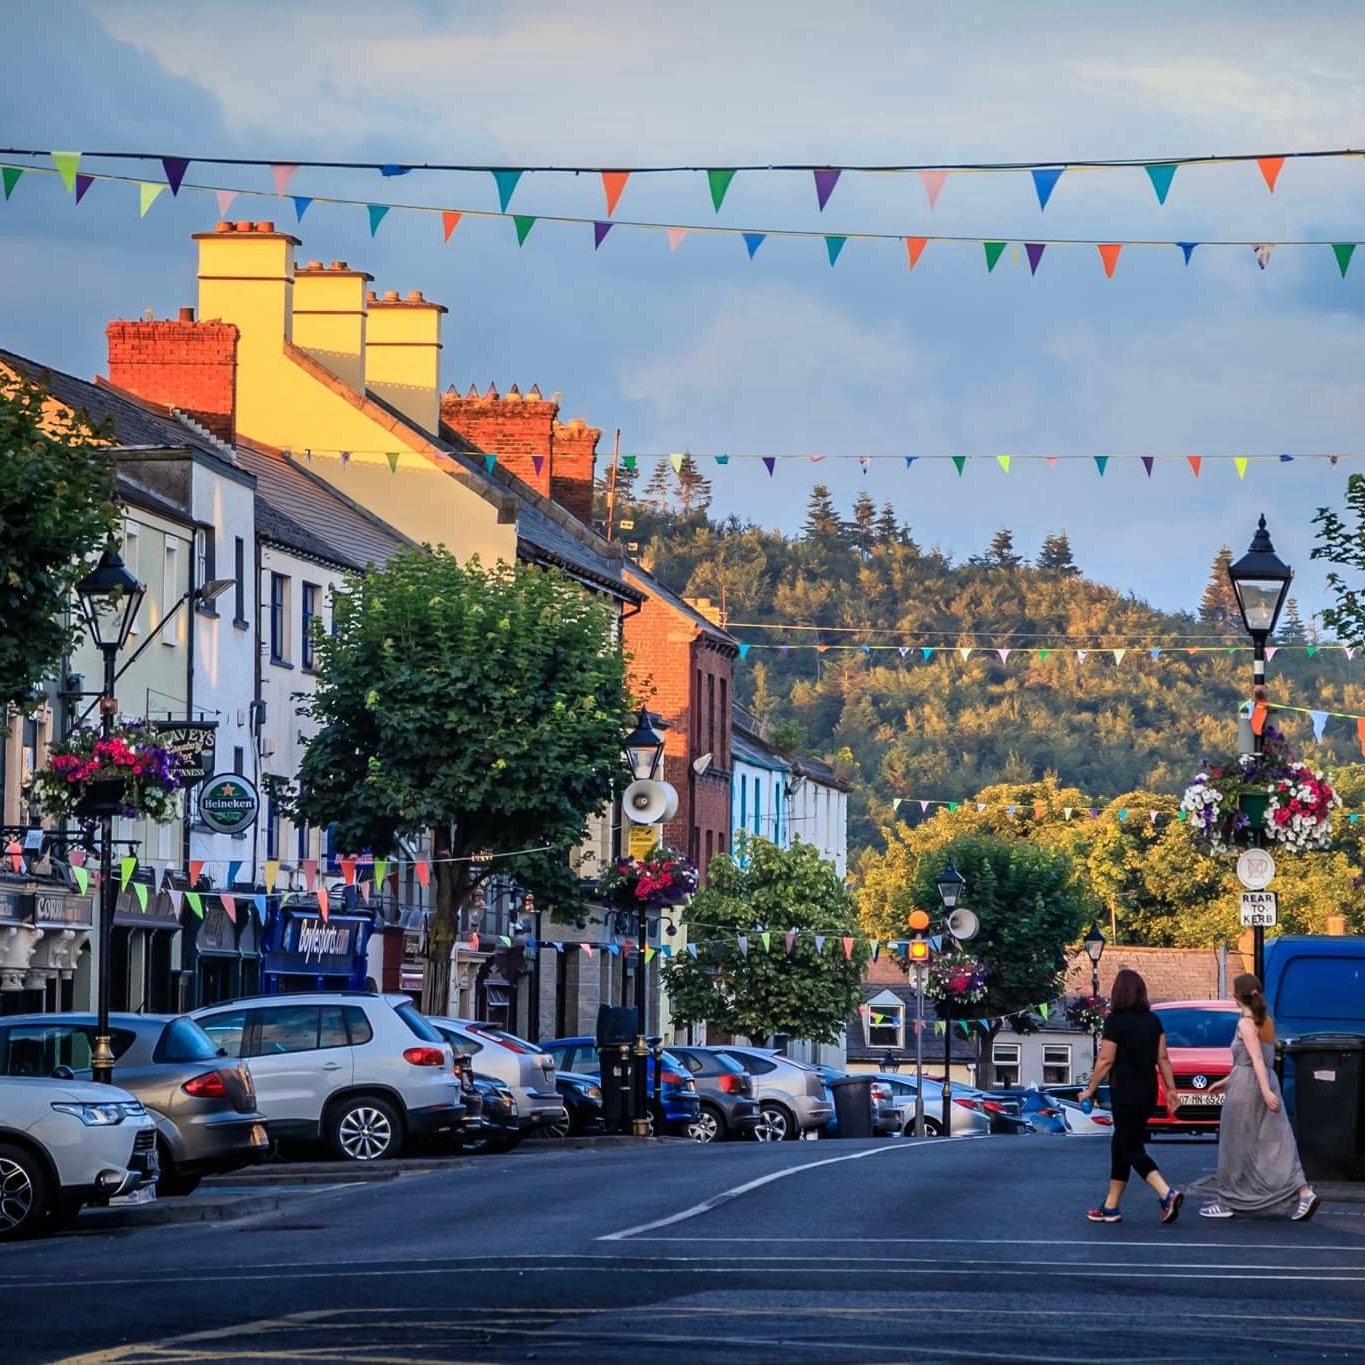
946, 907, 979, 941
659, 781, 679, 822
623, 779, 669, 824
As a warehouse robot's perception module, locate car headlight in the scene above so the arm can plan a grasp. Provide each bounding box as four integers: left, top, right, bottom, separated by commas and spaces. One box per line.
52, 1101, 144, 1126
584, 1085, 602, 1102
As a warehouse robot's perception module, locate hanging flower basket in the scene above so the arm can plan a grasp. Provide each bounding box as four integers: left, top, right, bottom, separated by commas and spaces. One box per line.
598, 847, 699, 910
1180, 725, 1340, 855
1066, 994, 1109, 1033
923, 949, 987, 1007
26, 723, 185, 823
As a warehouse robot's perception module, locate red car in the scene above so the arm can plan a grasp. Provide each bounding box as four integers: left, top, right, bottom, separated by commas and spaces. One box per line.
1148, 999, 1240, 1135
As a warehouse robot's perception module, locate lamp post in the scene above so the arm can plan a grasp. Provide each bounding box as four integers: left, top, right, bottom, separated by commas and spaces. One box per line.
935, 862, 965, 1138
1083, 921, 1107, 1070
74, 540, 146, 1086
1226, 515, 1293, 983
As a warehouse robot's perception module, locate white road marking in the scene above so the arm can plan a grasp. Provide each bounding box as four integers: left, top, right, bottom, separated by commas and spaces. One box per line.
598, 1136, 989, 1241
622, 1234, 1363, 1251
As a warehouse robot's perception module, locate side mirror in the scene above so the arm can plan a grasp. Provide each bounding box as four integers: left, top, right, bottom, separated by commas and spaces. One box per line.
216, 1047, 229, 1057
51, 1065, 76, 1081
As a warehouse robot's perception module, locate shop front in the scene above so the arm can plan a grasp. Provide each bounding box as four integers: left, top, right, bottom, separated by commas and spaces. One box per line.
183, 898, 261, 1009
262, 899, 376, 994
111, 882, 182, 1014
0, 881, 93, 1015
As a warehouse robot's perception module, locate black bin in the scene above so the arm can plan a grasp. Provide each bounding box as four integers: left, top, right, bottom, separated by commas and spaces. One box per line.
1285, 1033, 1365, 1183
828, 1076, 875, 1140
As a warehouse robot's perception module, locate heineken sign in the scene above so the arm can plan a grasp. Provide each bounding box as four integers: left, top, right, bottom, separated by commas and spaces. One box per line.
198, 774, 259, 835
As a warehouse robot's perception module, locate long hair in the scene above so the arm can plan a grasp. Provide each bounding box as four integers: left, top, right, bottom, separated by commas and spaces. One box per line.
1110, 968, 1150, 1013
1233, 972, 1274, 1040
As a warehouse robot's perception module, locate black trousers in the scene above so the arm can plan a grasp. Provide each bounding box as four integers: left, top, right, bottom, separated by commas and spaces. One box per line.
1110, 1105, 1158, 1183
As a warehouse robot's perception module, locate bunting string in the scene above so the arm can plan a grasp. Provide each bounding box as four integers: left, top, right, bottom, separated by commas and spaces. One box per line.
733, 641, 1359, 662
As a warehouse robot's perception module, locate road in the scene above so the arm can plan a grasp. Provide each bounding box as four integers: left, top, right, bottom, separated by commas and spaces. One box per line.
1, 1135, 1360, 1365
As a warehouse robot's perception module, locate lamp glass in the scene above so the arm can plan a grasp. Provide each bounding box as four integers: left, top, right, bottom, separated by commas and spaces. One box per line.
1227, 515, 1292, 639
623, 708, 666, 782
75, 544, 145, 651
935, 863, 965, 910
1083, 921, 1107, 964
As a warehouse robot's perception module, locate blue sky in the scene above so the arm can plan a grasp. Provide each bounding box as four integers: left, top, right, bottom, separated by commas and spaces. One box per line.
2, 1, 1361, 620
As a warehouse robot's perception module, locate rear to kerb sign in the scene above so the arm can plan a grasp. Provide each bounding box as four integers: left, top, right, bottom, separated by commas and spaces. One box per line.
197, 775, 259, 835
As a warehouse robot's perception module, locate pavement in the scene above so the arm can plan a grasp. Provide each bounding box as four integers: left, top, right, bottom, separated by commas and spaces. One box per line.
1, 1135, 1360, 1365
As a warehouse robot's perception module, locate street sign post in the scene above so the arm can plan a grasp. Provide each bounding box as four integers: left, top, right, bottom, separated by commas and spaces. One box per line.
1236, 848, 1276, 891
1239, 890, 1278, 928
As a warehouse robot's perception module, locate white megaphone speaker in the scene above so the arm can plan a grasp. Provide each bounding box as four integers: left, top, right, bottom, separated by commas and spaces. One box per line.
659, 781, 679, 821
946, 907, 979, 941
623, 780, 670, 824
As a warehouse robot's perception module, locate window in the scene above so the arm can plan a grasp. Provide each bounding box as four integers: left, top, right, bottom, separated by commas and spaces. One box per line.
992, 1040, 1022, 1088
719, 677, 728, 766
301, 582, 321, 670
297, 818, 310, 862
705, 829, 713, 864
233, 536, 247, 625
707, 672, 715, 754
774, 779, 783, 844
255, 1006, 323, 1056
270, 572, 290, 664
162, 541, 181, 644
394, 1002, 443, 1043
753, 777, 761, 834
319, 1006, 350, 1050
198, 1009, 248, 1059
196, 528, 217, 613
233, 746, 245, 777
693, 668, 702, 746
153, 1017, 220, 1064
0, 1024, 93, 1076
124, 527, 140, 635
1043, 1044, 1072, 1086
265, 791, 280, 861
868, 1003, 904, 1049
738, 774, 747, 832
342, 1006, 374, 1046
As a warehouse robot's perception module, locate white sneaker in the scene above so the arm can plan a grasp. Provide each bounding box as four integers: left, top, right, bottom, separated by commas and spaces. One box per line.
1199, 1201, 1234, 1219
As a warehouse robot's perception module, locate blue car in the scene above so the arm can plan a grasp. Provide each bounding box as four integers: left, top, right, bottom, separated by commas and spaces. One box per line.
542, 1037, 701, 1134
980, 1086, 1069, 1134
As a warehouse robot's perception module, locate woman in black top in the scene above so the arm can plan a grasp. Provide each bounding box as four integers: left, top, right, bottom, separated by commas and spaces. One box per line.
1079, 968, 1184, 1224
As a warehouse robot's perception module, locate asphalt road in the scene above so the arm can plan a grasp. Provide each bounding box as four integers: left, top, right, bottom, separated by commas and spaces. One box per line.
2, 1135, 1361, 1365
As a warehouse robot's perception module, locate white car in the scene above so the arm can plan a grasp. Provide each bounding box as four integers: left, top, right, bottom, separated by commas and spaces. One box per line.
0, 1076, 159, 1239
1056, 1097, 1114, 1135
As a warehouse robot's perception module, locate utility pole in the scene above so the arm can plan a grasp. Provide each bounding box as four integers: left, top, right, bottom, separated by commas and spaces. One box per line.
605, 428, 621, 541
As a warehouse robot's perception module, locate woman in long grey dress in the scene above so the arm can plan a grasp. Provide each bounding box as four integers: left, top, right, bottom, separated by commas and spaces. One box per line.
1200, 973, 1319, 1221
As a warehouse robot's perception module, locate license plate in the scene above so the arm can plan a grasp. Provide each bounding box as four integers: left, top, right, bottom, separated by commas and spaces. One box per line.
1177, 1092, 1225, 1106
110, 1185, 156, 1207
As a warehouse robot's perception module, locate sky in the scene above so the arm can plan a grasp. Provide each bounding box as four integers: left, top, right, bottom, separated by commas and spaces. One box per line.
1, 1, 1362, 621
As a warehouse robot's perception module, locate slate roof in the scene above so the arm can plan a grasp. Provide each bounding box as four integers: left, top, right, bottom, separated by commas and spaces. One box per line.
624, 562, 738, 649
732, 723, 790, 772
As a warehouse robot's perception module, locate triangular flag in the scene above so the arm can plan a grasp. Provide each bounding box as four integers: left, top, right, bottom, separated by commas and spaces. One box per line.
161, 157, 190, 195
996, 454, 1011, 473
139, 182, 167, 217
1064, 807, 1074, 820
386, 451, 400, 473
75, 174, 94, 204
415, 859, 430, 888
302, 858, 318, 891
813, 168, 842, 210
292, 196, 312, 221
644, 945, 655, 964
785, 929, 797, 955
316, 889, 329, 922
253, 894, 267, 924
359, 880, 372, 904
814, 935, 826, 954
1310, 710, 1329, 741
227, 860, 243, 888
762, 456, 776, 476
1187, 455, 1202, 478
367, 204, 389, 236
1178, 241, 1198, 265
1094, 455, 1109, 476
760, 931, 771, 952
842, 936, 855, 960
1150, 647, 1162, 660
593, 221, 614, 249
2, 166, 23, 200
1098, 243, 1122, 278
1333, 244, 1356, 277
513, 215, 536, 246
918, 169, 949, 208
1077, 650, 1089, 662
119, 856, 137, 891
581, 943, 593, 958
687, 943, 699, 959
380, 164, 410, 177
264, 860, 280, 893
1235, 457, 1249, 479
602, 170, 630, 216
220, 894, 237, 924
904, 236, 928, 269
666, 228, 687, 252
491, 169, 523, 211
215, 188, 237, 215
1025, 243, 1046, 275
1265, 645, 1278, 660
1305, 645, 1318, 658
1145, 163, 1177, 204
188, 859, 204, 886
6, 841, 22, 874
1254, 243, 1273, 270
952, 456, 966, 476
707, 168, 737, 212
442, 210, 462, 242
921, 647, 934, 660
52, 152, 81, 193
743, 232, 766, 259
185, 891, 204, 919
167, 887, 183, 915
73, 866, 89, 895
484, 454, 498, 472
1141, 456, 1155, 477
621, 454, 638, 472
1031, 167, 1063, 210
1119, 808, 1129, 822
737, 935, 748, 956
824, 235, 846, 266
1113, 649, 1126, 665
737, 642, 751, 660
340, 855, 358, 886
1038, 648, 1049, 660
997, 648, 1011, 663
1257, 156, 1285, 193
714, 454, 730, 465
958, 647, 973, 661
983, 241, 1007, 273
271, 163, 298, 196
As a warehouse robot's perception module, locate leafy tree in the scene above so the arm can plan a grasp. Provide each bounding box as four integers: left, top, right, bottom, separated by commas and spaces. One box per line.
1036, 530, 1080, 576
290, 548, 631, 1012
875, 502, 900, 546
1199, 546, 1239, 629
848, 491, 877, 558
1278, 596, 1308, 645
0, 370, 119, 720
802, 484, 844, 544
661, 836, 866, 1044
1312, 473, 1365, 645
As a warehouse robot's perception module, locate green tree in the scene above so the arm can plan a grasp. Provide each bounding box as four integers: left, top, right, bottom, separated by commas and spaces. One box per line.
1278, 596, 1308, 645
290, 548, 631, 1012
802, 484, 844, 544
1037, 531, 1080, 575
0, 370, 119, 720
673, 454, 712, 516
875, 502, 900, 546
848, 491, 877, 558
662, 837, 866, 1044
973, 528, 1022, 568
1199, 546, 1239, 629
1312, 473, 1365, 645
642, 459, 673, 509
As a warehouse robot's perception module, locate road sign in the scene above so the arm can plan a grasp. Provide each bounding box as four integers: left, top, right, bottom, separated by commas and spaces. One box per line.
1236, 848, 1276, 891
1239, 890, 1278, 928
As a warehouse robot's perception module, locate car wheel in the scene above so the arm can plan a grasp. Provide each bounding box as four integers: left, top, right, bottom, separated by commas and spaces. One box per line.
0, 1144, 55, 1242
755, 1103, 796, 1142
328, 1096, 402, 1161
687, 1105, 725, 1143
528, 1112, 572, 1141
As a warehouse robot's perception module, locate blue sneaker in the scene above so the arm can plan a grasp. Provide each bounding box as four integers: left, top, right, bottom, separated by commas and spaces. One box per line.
1087, 1205, 1122, 1223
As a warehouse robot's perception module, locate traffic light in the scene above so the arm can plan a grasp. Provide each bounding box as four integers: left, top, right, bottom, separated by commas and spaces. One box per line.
908, 938, 932, 965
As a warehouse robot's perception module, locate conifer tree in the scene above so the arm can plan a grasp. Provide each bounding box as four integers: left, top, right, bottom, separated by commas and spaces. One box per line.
1198, 547, 1240, 629
875, 502, 899, 545
849, 491, 878, 557
1037, 530, 1080, 575
674, 454, 713, 516
1278, 595, 1308, 645
973, 528, 1022, 568
642, 459, 673, 509
803, 484, 844, 543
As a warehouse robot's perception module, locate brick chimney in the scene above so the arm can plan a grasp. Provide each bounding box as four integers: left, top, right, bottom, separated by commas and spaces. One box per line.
105, 307, 239, 442
551, 414, 600, 524
364, 289, 446, 433
293, 259, 373, 392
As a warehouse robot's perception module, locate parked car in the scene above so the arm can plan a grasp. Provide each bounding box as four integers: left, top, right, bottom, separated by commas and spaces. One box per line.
1054, 1097, 1114, 1135
541, 1037, 701, 1135
0, 1075, 158, 1239
666, 1044, 761, 1142
1149, 1000, 1238, 1137
704, 1045, 833, 1140
0, 1012, 268, 1194
873, 1074, 1028, 1137
456, 1075, 521, 1154
1044, 1082, 1112, 1110
428, 1020, 566, 1135
979, 1086, 1070, 1134
194, 993, 464, 1161
552, 1071, 605, 1137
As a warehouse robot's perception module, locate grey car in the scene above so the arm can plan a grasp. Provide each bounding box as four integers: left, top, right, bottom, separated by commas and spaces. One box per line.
666, 1044, 761, 1143
870, 1074, 1025, 1137
704, 1045, 834, 1140
0, 1013, 268, 1194
428, 1020, 566, 1134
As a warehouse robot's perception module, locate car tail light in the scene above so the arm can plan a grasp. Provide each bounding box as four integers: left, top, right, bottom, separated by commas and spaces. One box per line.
1093, 1114, 1113, 1126
1037, 1107, 1061, 1118
403, 1046, 447, 1067
954, 1097, 983, 1112
718, 1073, 745, 1094
182, 1070, 229, 1099
493, 1037, 528, 1054
661, 1069, 686, 1087
981, 1100, 1008, 1115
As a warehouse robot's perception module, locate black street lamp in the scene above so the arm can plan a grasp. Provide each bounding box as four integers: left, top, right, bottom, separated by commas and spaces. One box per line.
935, 862, 966, 1136
1083, 921, 1107, 1069
1226, 515, 1292, 981
935, 862, 965, 911
75, 540, 146, 1086
622, 708, 667, 782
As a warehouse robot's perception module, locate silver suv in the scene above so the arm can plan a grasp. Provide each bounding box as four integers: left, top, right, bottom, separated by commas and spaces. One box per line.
193, 993, 463, 1161
707, 1045, 834, 1140
428, 1020, 566, 1134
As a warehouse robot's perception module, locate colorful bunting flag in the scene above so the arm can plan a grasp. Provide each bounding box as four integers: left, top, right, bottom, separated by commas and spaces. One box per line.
253, 894, 267, 923
317, 889, 329, 921
825, 235, 846, 266
292, 195, 312, 221
996, 455, 1011, 473
1025, 242, 1046, 275
138, 182, 166, 217
1145, 163, 1177, 204
52, 151, 81, 193
2, 166, 22, 200
593, 221, 613, 249
1031, 167, 1063, 210
513, 215, 536, 246
162, 156, 190, 195
1141, 456, 1155, 477
918, 169, 948, 208
119, 856, 137, 892
73, 866, 89, 895
491, 169, 523, 211
983, 241, 1006, 273
1334, 244, 1357, 277
75, 174, 94, 204
185, 891, 204, 919
1178, 241, 1198, 265
602, 170, 630, 217
762, 456, 776, 476
220, 894, 237, 924
441, 210, 462, 242
367, 204, 389, 235
1235, 457, 1249, 479
952, 456, 966, 476
904, 236, 928, 270
814, 168, 842, 211
1257, 156, 1285, 192
666, 228, 687, 252
743, 232, 766, 259
215, 188, 237, 215
707, 168, 737, 211
1187, 455, 1202, 478
1098, 243, 1122, 278
271, 163, 298, 196
1094, 455, 1109, 476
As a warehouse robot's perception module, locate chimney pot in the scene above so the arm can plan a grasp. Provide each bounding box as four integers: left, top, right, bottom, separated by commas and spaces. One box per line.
528, 383, 542, 397
234, 220, 255, 233
466, 384, 478, 398
215, 220, 235, 233
178, 306, 195, 323
255, 221, 275, 233
304, 259, 323, 270
330, 261, 348, 270
406, 290, 424, 302
484, 383, 499, 399
383, 290, 400, 302
507, 383, 521, 398
366, 290, 378, 304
